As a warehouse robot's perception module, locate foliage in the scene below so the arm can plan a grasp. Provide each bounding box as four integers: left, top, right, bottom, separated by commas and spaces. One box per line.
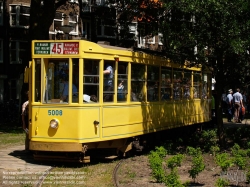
29, 0, 68, 40
163, 141, 175, 154
155, 146, 167, 158
215, 178, 230, 187
155, 0, 250, 147
165, 168, 184, 187
148, 147, 166, 183
210, 146, 220, 157
247, 168, 250, 183
231, 143, 248, 170
186, 147, 205, 181
201, 129, 218, 152
215, 153, 233, 172
167, 154, 185, 170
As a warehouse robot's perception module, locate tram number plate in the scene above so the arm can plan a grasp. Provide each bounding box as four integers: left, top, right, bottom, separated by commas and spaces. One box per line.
48, 110, 63, 116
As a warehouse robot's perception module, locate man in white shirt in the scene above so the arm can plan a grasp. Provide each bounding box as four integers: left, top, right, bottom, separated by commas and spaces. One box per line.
226, 89, 233, 122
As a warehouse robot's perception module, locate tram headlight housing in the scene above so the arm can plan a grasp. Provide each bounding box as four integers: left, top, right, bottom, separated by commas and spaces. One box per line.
50, 119, 59, 129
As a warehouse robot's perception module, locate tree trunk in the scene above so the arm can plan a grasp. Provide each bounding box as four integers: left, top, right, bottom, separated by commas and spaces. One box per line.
214, 54, 225, 148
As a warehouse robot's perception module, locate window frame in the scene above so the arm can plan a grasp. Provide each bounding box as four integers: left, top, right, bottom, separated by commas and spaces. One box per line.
0, 1, 3, 26
68, 15, 78, 36
9, 4, 30, 28
10, 40, 28, 64
0, 39, 3, 63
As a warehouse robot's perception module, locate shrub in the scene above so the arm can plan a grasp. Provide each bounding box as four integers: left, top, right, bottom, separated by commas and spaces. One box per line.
231, 143, 248, 170
215, 153, 233, 172
210, 145, 220, 156
186, 147, 205, 182
148, 151, 165, 183
155, 146, 167, 158
167, 154, 185, 170
201, 129, 218, 152
246, 169, 250, 183
215, 178, 230, 187
165, 168, 184, 187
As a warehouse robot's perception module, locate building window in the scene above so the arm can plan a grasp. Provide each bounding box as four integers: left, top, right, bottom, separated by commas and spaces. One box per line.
147, 36, 155, 44
97, 18, 116, 38
0, 1, 3, 26
158, 33, 163, 45
10, 41, 28, 64
9, 5, 30, 28
49, 12, 63, 34
69, 0, 79, 3
0, 79, 3, 102
0, 39, 3, 63
69, 15, 78, 35
49, 12, 78, 37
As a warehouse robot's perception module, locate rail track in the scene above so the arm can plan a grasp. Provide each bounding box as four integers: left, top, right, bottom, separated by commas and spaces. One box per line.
112, 159, 124, 187
33, 158, 124, 187
35, 166, 54, 187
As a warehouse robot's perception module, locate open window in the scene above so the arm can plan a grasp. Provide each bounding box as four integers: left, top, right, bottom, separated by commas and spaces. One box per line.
161, 67, 172, 100
117, 62, 128, 102
147, 65, 159, 101
131, 64, 145, 101
83, 59, 99, 103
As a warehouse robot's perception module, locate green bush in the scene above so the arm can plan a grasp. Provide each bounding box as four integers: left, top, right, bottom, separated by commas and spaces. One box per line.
148, 151, 166, 183
210, 145, 220, 156
155, 146, 167, 158
215, 153, 233, 172
201, 129, 218, 152
215, 178, 230, 187
246, 169, 250, 183
231, 143, 248, 170
165, 168, 184, 187
167, 154, 185, 170
186, 147, 205, 182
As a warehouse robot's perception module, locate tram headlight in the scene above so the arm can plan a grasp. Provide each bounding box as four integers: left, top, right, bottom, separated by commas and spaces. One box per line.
50, 119, 59, 129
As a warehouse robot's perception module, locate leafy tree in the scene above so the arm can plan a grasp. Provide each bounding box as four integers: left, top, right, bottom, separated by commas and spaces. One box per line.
153, 0, 250, 146
29, 0, 68, 40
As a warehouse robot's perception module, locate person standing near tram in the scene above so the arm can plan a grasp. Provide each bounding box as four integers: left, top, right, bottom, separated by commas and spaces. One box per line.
21, 91, 29, 151
233, 88, 243, 123
226, 89, 233, 122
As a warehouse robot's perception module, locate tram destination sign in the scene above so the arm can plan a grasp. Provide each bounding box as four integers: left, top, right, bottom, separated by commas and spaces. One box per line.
34, 42, 79, 55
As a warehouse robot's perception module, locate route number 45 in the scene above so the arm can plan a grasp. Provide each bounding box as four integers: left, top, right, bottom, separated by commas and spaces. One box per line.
51, 43, 63, 54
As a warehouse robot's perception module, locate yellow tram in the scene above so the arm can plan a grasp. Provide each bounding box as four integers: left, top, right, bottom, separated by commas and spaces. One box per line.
26, 40, 212, 162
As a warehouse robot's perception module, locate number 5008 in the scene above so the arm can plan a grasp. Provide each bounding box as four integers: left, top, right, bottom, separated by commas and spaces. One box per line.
48, 110, 63, 116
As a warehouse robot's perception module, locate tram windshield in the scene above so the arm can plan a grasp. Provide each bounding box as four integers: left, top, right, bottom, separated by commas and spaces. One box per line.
34, 58, 102, 104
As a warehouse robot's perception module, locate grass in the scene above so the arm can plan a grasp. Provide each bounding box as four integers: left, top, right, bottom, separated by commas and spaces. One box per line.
42, 161, 118, 187
0, 124, 25, 149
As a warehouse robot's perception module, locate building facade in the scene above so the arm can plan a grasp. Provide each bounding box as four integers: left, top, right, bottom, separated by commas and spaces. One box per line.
0, 0, 162, 104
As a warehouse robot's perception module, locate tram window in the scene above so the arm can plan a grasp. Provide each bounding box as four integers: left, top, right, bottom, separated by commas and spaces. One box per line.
161, 67, 172, 101
131, 64, 145, 102
117, 62, 128, 102
202, 73, 208, 99
183, 71, 191, 99
193, 72, 201, 99
103, 61, 114, 102
34, 59, 41, 102
83, 59, 99, 103
173, 70, 183, 100
72, 59, 79, 103
43, 60, 76, 103
147, 66, 159, 101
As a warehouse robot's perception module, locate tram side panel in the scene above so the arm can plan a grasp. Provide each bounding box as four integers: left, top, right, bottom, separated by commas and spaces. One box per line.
29, 106, 101, 148
101, 100, 210, 140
